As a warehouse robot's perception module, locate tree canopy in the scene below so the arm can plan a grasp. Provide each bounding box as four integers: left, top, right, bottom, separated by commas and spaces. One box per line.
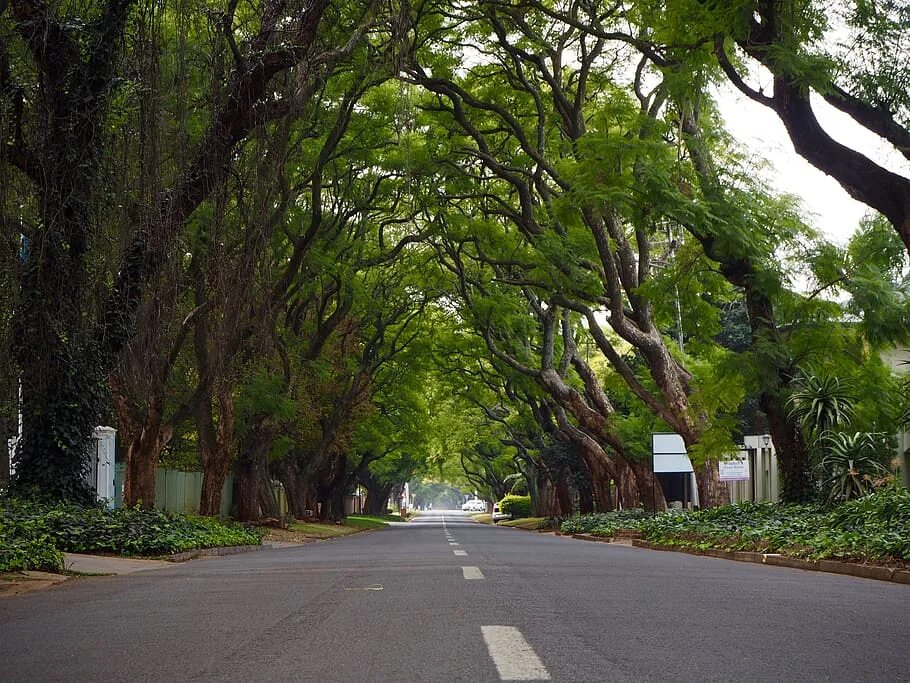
1, 0, 907, 516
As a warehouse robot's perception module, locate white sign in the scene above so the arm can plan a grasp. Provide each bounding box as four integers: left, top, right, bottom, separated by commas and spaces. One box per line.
652, 433, 694, 473
718, 453, 750, 481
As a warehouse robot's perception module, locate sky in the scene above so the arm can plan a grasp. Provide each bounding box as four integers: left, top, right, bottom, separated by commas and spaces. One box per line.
716, 87, 910, 246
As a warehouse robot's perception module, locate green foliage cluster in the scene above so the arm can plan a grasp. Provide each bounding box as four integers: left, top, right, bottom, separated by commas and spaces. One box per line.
497, 495, 532, 518
559, 490, 910, 563
558, 509, 655, 536
0, 531, 63, 573
633, 492, 910, 562
1, 499, 263, 569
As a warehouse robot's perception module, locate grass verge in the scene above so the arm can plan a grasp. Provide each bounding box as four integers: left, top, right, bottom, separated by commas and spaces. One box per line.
499, 517, 547, 530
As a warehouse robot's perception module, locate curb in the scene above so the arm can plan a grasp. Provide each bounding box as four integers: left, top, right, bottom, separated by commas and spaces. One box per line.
571, 533, 613, 543
628, 539, 909, 585
166, 544, 270, 562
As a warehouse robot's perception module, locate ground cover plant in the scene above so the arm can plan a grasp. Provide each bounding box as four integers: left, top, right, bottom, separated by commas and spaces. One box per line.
557, 509, 656, 536
1, 498, 263, 570
559, 488, 910, 564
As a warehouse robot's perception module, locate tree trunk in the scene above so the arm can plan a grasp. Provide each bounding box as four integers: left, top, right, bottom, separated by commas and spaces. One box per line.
234, 416, 277, 522
553, 478, 573, 516
764, 397, 813, 503
359, 467, 392, 516
627, 459, 667, 512
197, 385, 234, 517
120, 394, 171, 508
363, 484, 392, 515
124, 432, 162, 509
13, 345, 98, 503
318, 451, 349, 522
276, 458, 310, 518
695, 461, 729, 508
682, 103, 811, 504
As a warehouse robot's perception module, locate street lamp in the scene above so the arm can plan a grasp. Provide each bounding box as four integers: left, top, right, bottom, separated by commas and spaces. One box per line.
762, 434, 771, 448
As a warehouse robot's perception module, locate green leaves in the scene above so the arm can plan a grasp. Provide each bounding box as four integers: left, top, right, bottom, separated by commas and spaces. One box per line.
786, 370, 856, 437
814, 431, 893, 504
591, 490, 910, 561
0, 498, 263, 559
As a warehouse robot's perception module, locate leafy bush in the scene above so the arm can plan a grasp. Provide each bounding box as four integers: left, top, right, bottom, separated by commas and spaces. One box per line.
560, 509, 654, 536
1, 498, 264, 568
0, 523, 63, 572
814, 431, 892, 504
498, 495, 532, 518
632, 490, 910, 562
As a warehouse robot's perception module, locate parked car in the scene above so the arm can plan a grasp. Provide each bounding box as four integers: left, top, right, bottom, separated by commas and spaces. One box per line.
492, 502, 511, 522
462, 499, 486, 512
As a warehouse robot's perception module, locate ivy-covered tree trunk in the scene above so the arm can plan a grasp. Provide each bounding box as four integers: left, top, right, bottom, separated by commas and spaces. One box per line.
13, 341, 101, 503
5, 0, 333, 504
7, 0, 135, 503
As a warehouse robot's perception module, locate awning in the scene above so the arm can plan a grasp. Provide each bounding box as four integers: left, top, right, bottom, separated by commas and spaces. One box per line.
652, 433, 694, 473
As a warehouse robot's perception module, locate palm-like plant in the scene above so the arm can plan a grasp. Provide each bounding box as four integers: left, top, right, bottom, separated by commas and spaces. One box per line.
814, 432, 891, 505
787, 370, 856, 437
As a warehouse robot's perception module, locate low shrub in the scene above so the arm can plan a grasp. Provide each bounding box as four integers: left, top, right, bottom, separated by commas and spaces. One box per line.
560, 509, 654, 536
0, 527, 63, 572
1, 498, 264, 568
498, 495, 532, 518
633, 489, 910, 562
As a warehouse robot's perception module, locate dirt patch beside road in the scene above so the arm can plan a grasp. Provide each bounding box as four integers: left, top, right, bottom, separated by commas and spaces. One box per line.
0, 571, 69, 598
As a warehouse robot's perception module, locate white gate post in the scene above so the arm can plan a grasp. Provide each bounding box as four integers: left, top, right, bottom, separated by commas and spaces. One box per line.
91, 426, 117, 507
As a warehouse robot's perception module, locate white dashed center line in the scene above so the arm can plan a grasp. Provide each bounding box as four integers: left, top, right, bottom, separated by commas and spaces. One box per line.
453, 549, 468, 556
481, 626, 550, 680
462, 566, 484, 580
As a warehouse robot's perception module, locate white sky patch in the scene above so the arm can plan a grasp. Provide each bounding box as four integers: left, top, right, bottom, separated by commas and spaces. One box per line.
716, 86, 910, 247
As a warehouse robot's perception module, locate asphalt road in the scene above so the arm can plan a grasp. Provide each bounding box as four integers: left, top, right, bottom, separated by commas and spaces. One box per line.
2, 510, 908, 682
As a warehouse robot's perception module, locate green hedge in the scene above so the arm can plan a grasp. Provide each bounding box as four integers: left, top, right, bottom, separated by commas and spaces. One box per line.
1, 498, 264, 571
498, 495, 532, 518
559, 488, 910, 563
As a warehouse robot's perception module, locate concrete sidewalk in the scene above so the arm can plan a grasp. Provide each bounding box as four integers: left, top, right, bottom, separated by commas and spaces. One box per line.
63, 553, 171, 575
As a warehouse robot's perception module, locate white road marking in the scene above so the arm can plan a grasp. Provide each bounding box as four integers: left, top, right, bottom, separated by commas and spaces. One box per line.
449, 542, 460, 546
481, 626, 550, 681
462, 566, 485, 580
453, 549, 468, 556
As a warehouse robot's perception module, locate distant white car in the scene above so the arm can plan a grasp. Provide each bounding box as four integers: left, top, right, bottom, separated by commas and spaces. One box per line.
462, 499, 486, 512
492, 503, 511, 522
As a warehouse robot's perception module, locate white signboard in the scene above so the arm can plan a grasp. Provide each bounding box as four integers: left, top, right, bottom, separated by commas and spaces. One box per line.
652, 433, 694, 473
718, 453, 750, 482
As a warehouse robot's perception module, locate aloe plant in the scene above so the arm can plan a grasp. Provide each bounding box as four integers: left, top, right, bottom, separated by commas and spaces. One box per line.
814, 432, 891, 504
787, 371, 856, 438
